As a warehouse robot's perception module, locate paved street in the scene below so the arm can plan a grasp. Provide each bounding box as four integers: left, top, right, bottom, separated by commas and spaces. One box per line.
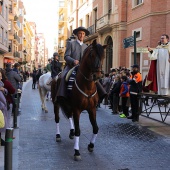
0, 79, 170, 170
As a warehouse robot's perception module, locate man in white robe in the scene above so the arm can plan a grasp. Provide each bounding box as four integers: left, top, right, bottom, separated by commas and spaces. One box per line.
148, 34, 170, 95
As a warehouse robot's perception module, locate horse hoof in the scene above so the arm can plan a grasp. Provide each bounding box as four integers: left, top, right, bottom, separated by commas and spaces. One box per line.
69, 129, 75, 139
56, 134, 61, 142
74, 155, 82, 161
88, 143, 94, 152
45, 110, 48, 113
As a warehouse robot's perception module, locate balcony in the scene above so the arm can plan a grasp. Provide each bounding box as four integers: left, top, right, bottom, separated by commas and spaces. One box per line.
58, 47, 64, 53
87, 24, 96, 35
96, 13, 112, 33
13, 0, 18, 6
13, 51, 20, 58
14, 33, 20, 43
14, 15, 18, 21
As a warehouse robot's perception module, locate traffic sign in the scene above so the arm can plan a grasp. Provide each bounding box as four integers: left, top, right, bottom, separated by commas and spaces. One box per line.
137, 47, 149, 53
123, 36, 134, 48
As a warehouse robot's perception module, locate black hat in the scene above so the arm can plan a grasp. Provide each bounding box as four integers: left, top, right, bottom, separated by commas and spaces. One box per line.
53, 52, 59, 57
131, 64, 139, 68
111, 69, 116, 72
6, 63, 11, 69
73, 27, 90, 36
14, 63, 20, 67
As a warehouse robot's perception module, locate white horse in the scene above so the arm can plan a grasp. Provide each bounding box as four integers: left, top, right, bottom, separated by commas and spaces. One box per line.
38, 72, 51, 113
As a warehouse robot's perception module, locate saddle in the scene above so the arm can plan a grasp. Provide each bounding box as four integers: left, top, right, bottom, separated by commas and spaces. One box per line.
65, 66, 77, 82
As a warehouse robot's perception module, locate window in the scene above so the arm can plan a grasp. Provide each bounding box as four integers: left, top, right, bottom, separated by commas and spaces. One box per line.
59, 0, 64, 7
132, 0, 143, 8
93, 8, 97, 31
8, 21, 12, 32
108, 0, 112, 13
3, 5, 6, 20
86, 14, 89, 28
70, 0, 73, 13
5, 31, 8, 46
0, 27, 3, 43
79, 19, 83, 27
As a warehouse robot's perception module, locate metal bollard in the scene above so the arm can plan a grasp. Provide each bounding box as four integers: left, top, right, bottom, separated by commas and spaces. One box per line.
4, 128, 14, 170
13, 97, 18, 129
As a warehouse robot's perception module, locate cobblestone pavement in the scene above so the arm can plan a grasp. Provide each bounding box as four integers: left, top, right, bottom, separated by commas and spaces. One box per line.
1, 79, 170, 170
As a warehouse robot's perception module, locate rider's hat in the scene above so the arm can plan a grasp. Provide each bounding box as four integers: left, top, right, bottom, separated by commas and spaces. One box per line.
73, 27, 90, 36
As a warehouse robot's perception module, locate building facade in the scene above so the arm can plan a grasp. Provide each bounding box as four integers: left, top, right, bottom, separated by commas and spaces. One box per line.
0, 0, 48, 71
0, 0, 10, 68
66, 0, 170, 77
58, 0, 68, 67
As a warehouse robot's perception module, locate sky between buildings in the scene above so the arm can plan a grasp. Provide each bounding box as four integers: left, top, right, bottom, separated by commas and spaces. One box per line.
22, 0, 59, 58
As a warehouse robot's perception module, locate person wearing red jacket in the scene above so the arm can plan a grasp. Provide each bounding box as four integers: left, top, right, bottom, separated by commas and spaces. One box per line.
0, 69, 15, 127
119, 76, 130, 118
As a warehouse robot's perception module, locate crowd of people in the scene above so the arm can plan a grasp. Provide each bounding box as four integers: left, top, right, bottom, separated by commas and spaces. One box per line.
99, 64, 142, 122
0, 63, 25, 146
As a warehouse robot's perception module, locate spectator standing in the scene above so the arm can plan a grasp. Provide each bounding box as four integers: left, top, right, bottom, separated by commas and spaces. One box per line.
5, 63, 21, 115
127, 64, 142, 122
119, 76, 130, 118
0, 69, 15, 127
102, 73, 111, 105
0, 79, 8, 146
32, 68, 37, 89
109, 75, 121, 114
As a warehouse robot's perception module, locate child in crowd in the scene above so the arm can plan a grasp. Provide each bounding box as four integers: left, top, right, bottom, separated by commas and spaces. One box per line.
119, 76, 130, 118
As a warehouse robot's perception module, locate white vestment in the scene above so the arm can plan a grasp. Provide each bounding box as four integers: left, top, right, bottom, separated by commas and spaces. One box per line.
148, 43, 170, 95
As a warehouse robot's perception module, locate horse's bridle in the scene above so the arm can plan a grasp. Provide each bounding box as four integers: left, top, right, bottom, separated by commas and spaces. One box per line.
79, 46, 104, 82
74, 45, 103, 98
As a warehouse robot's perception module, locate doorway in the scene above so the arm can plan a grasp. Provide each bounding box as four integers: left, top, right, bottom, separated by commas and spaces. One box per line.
105, 36, 113, 73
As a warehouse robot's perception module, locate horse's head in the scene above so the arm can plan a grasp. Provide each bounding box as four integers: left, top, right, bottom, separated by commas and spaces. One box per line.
81, 40, 107, 81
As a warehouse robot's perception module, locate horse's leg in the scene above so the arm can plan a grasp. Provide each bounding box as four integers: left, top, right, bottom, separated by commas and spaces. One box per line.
41, 88, 48, 113
43, 89, 48, 113
87, 109, 99, 152
38, 86, 44, 110
73, 111, 81, 161
69, 117, 75, 139
54, 102, 61, 142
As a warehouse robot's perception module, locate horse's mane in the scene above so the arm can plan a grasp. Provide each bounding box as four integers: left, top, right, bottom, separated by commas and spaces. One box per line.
83, 43, 104, 59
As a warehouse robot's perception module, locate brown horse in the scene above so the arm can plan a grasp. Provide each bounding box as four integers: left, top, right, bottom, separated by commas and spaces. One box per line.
51, 40, 107, 161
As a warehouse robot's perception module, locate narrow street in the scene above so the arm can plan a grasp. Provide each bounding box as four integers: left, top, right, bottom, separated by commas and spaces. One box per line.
1, 79, 170, 170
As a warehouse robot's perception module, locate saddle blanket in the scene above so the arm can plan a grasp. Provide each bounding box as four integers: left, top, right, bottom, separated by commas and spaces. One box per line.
67, 66, 78, 93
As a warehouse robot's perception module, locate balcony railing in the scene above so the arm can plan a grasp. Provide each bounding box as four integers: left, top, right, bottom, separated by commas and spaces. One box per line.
14, 34, 20, 43
96, 13, 110, 30
87, 24, 96, 35
14, 15, 18, 21
13, 51, 20, 58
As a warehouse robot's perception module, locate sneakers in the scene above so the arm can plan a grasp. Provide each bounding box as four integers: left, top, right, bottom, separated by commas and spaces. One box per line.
119, 113, 126, 118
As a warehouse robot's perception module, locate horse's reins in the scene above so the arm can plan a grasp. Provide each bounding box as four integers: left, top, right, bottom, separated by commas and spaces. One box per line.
75, 80, 97, 98
74, 46, 101, 98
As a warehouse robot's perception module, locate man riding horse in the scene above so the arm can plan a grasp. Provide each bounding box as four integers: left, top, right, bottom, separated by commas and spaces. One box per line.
56, 27, 107, 104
